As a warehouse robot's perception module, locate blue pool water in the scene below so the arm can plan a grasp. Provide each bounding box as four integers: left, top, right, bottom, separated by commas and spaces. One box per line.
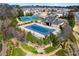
20, 16, 40, 21
25, 24, 55, 35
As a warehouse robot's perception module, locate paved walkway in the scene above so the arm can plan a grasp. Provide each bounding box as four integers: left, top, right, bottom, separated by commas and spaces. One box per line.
32, 47, 61, 56
19, 44, 33, 56
11, 38, 62, 56
19, 43, 61, 56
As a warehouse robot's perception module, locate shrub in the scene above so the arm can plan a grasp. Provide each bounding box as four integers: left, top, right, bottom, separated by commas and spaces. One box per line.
56, 49, 68, 56
26, 32, 50, 45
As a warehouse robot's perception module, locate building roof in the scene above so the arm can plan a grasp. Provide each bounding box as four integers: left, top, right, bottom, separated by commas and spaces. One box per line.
45, 16, 66, 25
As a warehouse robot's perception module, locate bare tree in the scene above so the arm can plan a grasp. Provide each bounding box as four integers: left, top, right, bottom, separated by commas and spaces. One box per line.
0, 4, 17, 41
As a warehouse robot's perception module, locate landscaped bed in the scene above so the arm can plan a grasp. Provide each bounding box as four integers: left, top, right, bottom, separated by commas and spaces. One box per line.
6, 40, 26, 56
22, 43, 38, 54
26, 32, 50, 45
44, 46, 57, 53
12, 47, 26, 56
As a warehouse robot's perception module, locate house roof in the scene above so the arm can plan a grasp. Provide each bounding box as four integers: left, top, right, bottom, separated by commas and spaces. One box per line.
44, 16, 65, 25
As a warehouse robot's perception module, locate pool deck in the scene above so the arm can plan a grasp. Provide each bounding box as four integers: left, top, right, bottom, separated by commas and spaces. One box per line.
18, 23, 61, 38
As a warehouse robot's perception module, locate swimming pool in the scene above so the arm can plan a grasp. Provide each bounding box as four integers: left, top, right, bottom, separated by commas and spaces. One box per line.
25, 24, 55, 36
20, 16, 43, 21
19, 23, 61, 38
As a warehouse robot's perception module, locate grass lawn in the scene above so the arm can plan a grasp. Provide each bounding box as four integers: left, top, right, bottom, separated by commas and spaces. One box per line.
12, 47, 26, 56
56, 49, 68, 56
44, 46, 58, 53
22, 44, 37, 53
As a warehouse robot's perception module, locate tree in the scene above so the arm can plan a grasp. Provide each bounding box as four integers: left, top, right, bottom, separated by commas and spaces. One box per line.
47, 33, 60, 47
16, 8, 24, 18
25, 12, 33, 16
59, 10, 75, 28
67, 11, 75, 28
